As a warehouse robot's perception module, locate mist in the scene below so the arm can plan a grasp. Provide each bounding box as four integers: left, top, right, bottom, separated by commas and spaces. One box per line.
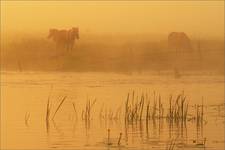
1, 1, 224, 73
1, 1, 224, 39
1, 2, 225, 149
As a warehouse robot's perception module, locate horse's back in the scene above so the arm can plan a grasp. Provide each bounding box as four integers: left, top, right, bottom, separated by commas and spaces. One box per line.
168, 32, 192, 51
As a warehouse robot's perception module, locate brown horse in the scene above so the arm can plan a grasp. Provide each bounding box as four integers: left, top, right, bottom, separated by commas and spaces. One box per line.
48, 27, 79, 52
168, 32, 192, 53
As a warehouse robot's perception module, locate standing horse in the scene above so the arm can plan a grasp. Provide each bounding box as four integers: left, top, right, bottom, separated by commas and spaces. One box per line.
68, 27, 79, 51
168, 32, 192, 54
48, 27, 79, 52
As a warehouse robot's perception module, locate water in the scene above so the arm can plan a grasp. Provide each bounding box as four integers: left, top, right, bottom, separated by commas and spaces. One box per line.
1, 71, 224, 149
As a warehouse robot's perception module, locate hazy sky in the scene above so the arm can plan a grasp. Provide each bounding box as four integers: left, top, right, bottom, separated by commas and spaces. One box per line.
1, 1, 224, 38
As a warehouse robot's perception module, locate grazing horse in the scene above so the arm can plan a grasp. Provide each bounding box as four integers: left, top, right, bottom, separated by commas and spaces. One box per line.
48, 27, 79, 52
168, 32, 192, 53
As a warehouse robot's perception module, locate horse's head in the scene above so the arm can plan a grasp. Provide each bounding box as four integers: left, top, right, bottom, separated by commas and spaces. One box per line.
48, 29, 58, 39
71, 27, 79, 39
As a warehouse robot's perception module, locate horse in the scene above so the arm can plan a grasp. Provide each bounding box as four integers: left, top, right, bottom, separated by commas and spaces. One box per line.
48, 27, 79, 52
67, 27, 79, 51
168, 32, 192, 54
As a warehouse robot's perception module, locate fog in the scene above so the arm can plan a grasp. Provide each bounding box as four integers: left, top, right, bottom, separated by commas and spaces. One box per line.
1, 1, 224, 38
1, 1, 224, 73
1, 2, 225, 150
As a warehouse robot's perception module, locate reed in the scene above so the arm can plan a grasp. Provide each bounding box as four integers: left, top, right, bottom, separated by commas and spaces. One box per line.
167, 138, 177, 150
82, 98, 97, 121
46, 97, 51, 123
25, 112, 30, 126
158, 94, 164, 119
45, 94, 53, 133
99, 105, 122, 121
125, 92, 130, 124
139, 94, 144, 121
108, 108, 114, 120
166, 94, 189, 123
99, 103, 104, 119
107, 129, 112, 145
201, 97, 204, 122
196, 100, 204, 126
146, 99, 150, 122
43, 90, 205, 137
169, 95, 172, 119
115, 105, 122, 120
52, 96, 67, 120
72, 102, 78, 119
159, 95, 161, 119
117, 132, 122, 145
152, 99, 157, 119
124, 91, 146, 123
104, 107, 108, 120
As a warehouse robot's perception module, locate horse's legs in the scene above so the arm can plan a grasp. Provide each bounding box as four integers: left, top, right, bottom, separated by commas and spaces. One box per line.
67, 43, 71, 53
66, 43, 70, 53
70, 44, 73, 53
71, 42, 75, 52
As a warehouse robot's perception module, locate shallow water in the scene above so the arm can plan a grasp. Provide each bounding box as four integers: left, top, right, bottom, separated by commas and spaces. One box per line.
1, 71, 224, 149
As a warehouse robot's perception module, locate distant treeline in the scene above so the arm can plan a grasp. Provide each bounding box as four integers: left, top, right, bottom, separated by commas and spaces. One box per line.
1, 34, 224, 74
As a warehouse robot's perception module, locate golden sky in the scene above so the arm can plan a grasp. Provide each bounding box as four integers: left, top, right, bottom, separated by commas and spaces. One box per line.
1, 1, 224, 38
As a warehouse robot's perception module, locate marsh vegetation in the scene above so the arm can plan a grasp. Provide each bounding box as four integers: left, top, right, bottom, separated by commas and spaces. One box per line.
1, 72, 224, 150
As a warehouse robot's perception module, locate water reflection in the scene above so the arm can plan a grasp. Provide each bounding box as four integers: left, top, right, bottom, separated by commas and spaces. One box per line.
44, 105, 211, 149
1, 72, 224, 149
